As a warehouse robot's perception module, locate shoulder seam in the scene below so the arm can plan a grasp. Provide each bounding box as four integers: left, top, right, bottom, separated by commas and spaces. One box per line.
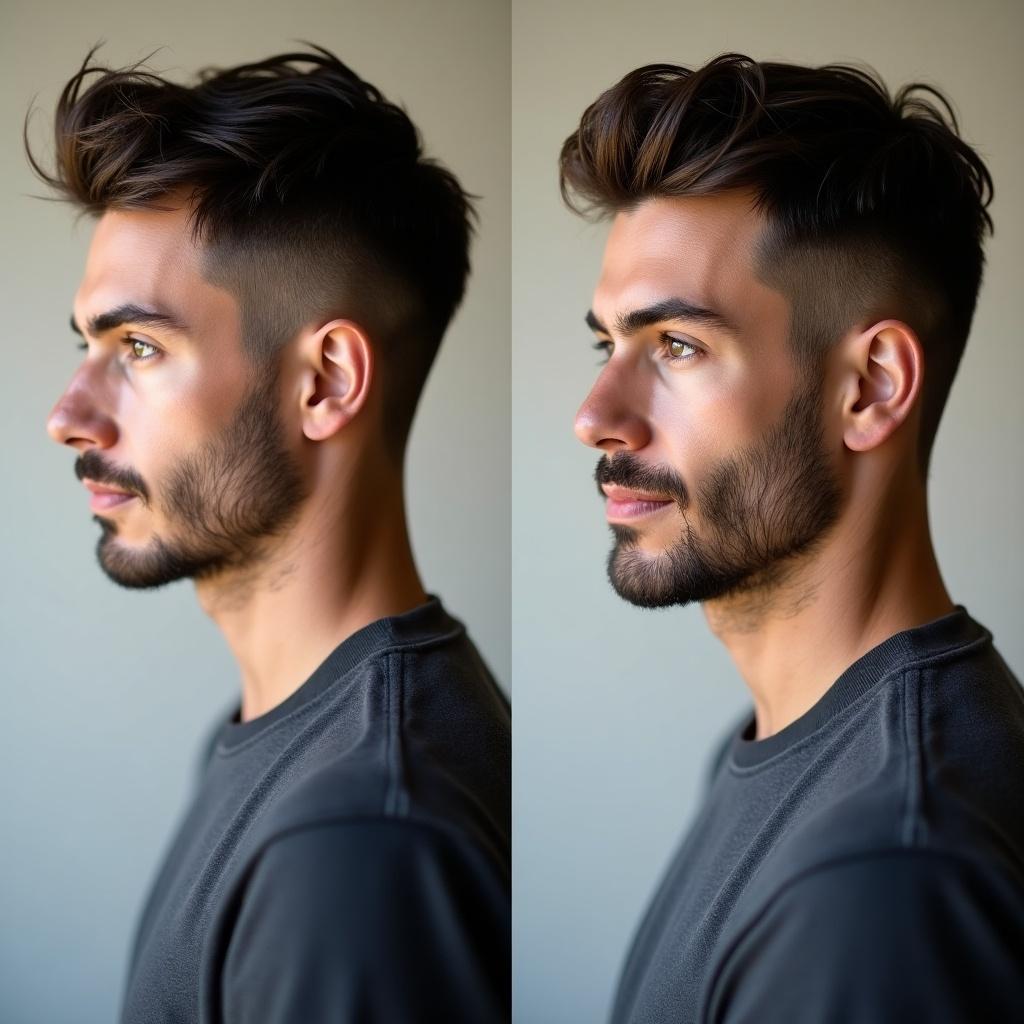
383, 651, 410, 818
900, 668, 927, 846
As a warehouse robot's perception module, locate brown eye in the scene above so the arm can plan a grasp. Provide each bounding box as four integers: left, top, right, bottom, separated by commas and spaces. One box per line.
123, 337, 160, 362
663, 334, 698, 360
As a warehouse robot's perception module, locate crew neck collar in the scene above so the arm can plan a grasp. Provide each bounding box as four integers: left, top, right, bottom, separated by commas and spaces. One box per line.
216, 594, 460, 752
729, 604, 988, 770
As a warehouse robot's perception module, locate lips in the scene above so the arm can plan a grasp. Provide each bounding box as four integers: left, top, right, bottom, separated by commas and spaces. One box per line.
83, 478, 138, 514
83, 479, 135, 497
601, 483, 675, 521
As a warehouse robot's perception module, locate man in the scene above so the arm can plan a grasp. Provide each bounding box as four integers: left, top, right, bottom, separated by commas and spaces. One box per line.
32, 43, 509, 1022
562, 54, 1024, 1022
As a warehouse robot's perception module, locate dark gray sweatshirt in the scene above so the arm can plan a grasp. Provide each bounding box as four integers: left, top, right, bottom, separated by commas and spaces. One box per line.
119, 595, 510, 1023
611, 605, 1024, 1024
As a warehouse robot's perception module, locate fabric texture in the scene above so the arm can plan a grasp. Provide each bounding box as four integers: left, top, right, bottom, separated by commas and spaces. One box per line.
610, 605, 1024, 1024
119, 595, 510, 1024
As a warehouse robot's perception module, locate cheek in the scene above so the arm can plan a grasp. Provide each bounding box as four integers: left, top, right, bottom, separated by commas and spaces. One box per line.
120, 361, 248, 475
648, 350, 797, 476
189, 342, 257, 427
724, 375, 789, 445
645, 361, 745, 470
648, 382, 709, 468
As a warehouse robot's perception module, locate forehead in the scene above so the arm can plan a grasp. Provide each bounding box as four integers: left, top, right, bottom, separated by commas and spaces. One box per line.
76, 202, 195, 305
594, 192, 780, 326
73, 199, 236, 332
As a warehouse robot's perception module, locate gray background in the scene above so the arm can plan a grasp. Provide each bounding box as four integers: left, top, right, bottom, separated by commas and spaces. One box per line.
4, 0, 1023, 1021
511, 0, 1023, 1021
0, 1, 508, 1021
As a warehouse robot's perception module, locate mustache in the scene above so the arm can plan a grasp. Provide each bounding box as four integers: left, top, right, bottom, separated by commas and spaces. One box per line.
595, 453, 689, 507
75, 449, 149, 501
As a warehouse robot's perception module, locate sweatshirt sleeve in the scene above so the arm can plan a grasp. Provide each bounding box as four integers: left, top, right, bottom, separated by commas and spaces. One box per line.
221, 819, 509, 1023
703, 850, 1024, 1024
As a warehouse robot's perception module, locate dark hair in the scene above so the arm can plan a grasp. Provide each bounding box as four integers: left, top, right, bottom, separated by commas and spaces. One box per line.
559, 53, 994, 474
24, 41, 476, 459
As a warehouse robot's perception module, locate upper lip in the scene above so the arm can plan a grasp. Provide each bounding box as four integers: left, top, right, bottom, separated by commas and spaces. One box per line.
601, 484, 672, 503
83, 479, 135, 497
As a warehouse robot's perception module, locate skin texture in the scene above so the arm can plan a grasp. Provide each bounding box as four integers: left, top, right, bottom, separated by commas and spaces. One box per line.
576, 191, 955, 741
47, 194, 427, 722
593, 371, 844, 609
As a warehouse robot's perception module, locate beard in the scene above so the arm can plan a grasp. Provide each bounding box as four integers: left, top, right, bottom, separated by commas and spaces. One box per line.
76, 363, 309, 590
596, 374, 843, 609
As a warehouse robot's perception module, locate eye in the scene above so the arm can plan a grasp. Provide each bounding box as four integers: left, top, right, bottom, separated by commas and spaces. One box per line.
660, 332, 701, 362
123, 336, 160, 362
592, 339, 613, 365
74, 336, 161, 362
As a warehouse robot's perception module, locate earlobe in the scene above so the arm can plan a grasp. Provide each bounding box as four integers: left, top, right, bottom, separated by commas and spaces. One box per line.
842, 321, 923, 454
299, 320, 374, 442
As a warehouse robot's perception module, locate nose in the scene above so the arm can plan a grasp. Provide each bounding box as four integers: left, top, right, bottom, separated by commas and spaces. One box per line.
574, 366, 652, 453
46, 372, 118, 452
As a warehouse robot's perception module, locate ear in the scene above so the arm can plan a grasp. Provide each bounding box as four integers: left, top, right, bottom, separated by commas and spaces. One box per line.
298, 320, 374, 442
839, 319, 924, 454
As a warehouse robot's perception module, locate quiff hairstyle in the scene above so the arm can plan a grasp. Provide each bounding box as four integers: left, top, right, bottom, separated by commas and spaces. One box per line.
559, 53, 994, 475
25, 41, 476, 459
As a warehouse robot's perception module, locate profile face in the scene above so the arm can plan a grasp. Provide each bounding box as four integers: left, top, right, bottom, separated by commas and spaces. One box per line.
46, 199, 309, 589
574, 191, 844, 608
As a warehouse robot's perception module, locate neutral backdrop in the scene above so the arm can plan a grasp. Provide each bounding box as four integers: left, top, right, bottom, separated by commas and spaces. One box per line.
511, 1, 1023, 1021
0, 1, 508, 1021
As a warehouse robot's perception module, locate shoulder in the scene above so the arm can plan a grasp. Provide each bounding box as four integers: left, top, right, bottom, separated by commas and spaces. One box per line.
757, 640, 1024, 884
263, 632, 509, 852
702, 849, 1024, 1024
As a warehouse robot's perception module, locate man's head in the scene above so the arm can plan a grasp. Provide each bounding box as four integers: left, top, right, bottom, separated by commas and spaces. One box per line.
30, 43, 474, 589
561, 54, 993, 610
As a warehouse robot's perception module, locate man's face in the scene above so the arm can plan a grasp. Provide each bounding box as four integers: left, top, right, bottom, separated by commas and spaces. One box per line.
47, 200, 309, 589
575, 193, 843, 608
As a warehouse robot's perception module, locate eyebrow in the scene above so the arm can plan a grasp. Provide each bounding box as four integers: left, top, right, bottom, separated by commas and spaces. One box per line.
69, 303, 191, 339
585, 297, 740, 338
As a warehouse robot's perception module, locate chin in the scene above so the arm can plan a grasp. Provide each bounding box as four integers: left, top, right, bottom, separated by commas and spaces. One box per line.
606, 536, 766, 609
95, 529, 203, 590
607, 544, 690, 609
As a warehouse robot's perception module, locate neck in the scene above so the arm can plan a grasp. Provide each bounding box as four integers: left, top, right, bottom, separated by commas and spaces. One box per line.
195, 459, 426, 723
703, 470, 954, 741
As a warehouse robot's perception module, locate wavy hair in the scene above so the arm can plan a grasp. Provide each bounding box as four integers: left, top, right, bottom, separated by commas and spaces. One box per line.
25, 41, 476, 458
560, 54, 994, 473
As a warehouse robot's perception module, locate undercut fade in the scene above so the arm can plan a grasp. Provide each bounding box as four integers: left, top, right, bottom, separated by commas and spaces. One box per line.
25, 41, 477, 459
559, 53, 994, 475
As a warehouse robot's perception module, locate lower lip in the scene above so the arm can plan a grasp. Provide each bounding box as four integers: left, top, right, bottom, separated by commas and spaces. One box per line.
89, 492, 137, 513
605, 497, 674, 521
